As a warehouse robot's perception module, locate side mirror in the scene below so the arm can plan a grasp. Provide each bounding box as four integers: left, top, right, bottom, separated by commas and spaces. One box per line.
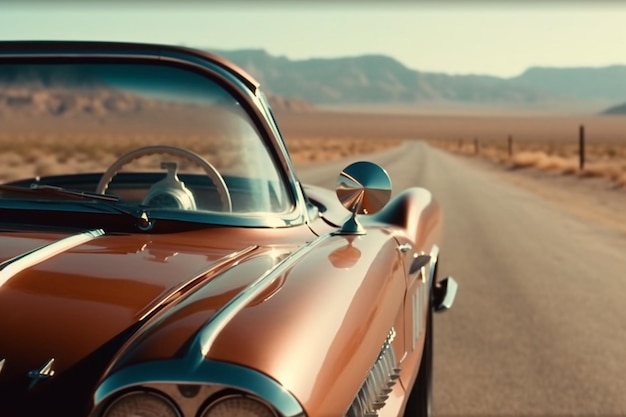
335, 161, 392, 234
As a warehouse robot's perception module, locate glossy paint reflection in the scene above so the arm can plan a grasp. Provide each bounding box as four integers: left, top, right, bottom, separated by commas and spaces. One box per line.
328, 236, 362, 269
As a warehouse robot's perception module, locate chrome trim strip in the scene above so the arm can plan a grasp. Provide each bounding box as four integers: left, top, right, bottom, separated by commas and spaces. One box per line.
135, 244, 258, 321
27, 357, 56, 389
101, 245, 260, 379
427, 244, 440, 290
93, 235, 331, 415
0, 228, 105, 287
397, 243, 412, 253
157, 54, 308, 226
93, 359, 305, 417
193, 233, 331, 357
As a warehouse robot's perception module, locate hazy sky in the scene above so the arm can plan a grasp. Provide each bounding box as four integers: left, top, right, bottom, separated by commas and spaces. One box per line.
1, 2, 625, 78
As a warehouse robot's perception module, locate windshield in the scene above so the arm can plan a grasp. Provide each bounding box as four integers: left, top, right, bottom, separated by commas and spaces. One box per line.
0, 62, 292, 216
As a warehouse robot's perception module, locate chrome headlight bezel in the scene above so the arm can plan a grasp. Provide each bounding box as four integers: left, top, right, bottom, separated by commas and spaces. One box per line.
93, 358, 304, 417
199, 392, 279, 417
101, 389, 182, 417
94, 384, 285, 417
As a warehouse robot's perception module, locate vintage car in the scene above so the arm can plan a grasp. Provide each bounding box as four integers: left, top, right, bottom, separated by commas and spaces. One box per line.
0, 41, 457, 417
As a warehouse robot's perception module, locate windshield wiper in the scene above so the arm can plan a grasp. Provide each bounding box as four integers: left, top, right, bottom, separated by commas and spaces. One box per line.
0, 184, 157, 231
0, 184, 120, 202
30, 184, 121, 202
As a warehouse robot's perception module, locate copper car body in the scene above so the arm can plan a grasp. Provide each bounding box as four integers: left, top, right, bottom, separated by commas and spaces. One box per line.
0, 42, 457, 417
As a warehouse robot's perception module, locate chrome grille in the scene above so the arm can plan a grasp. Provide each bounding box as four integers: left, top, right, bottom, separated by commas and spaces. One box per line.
346, 328, 400, 417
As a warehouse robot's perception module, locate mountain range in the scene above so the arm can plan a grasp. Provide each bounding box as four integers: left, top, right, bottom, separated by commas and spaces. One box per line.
209, 48, 626, 112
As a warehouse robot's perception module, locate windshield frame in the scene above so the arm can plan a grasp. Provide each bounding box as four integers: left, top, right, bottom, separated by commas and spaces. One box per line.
0, 41, 310, 228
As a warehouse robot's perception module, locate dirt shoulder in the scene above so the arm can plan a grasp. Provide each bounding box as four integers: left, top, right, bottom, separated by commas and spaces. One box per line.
458, 153, 626, 235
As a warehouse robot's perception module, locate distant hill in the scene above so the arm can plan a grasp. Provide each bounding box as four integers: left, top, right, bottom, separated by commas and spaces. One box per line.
209, 48, 626, 109
0, 63, 315, 116
601, 102, 626, 115
0, 87, 158, 117
267, 95, 315, 112
0, 63, 316, 117
213, 48, 553, 105
511, 66, 626, 101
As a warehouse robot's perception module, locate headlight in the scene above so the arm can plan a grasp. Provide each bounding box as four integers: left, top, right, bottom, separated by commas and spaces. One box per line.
200, 394, 277, 417
102, 390, 180, 417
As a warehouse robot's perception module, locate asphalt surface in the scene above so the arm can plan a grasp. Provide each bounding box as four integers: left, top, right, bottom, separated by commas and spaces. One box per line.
296, 141, 626, 417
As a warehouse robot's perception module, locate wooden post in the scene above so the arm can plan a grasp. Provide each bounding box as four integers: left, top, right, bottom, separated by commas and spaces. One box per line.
474, 138, 479, 155
458, 138, 463, 150
508, 135, 513, 158
579, 125, 585, 170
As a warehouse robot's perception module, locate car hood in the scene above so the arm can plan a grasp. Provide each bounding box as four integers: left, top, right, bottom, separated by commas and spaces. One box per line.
0, 226, 298, 414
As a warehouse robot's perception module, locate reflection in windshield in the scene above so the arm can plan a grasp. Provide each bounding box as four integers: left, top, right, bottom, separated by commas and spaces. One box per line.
0, 63, 290, 214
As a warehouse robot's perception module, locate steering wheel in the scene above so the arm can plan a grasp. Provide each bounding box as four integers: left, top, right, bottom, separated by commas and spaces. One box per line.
96, 145, 232, 212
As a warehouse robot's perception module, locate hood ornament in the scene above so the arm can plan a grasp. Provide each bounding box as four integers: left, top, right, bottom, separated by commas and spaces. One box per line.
27, 358, 55, 389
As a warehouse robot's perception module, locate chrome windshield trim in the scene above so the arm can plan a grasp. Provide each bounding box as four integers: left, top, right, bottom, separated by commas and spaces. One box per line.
192, 232, 331, 357
93, 358, 305, 417
158, 54, 309, 226
0, 228, 105, 287
0, 44, 310, 228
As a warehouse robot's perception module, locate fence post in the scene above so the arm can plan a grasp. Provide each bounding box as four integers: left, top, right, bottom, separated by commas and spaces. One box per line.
579, 125, 585, 170
508, 135, 513, 158
474, 138, 479, 155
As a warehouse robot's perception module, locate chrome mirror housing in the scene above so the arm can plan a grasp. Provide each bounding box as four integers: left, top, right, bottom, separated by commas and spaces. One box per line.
335, 161, 392, 234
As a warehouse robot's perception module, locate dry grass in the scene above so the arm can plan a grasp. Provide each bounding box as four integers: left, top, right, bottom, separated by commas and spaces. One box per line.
286, 136, 403, 165
2, 109, 626, 189
428, 137, 626, 188
274, 110, 626, 143
273, 109, 626, 189
0, 131, 404, 183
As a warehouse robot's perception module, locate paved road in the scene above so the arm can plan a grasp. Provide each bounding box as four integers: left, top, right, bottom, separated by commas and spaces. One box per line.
296, 141, 626, 417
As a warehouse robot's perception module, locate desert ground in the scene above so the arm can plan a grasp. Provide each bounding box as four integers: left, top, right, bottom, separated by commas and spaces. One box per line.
274, 108, 626, 186
2, 107, 626, 226
275, 108, 626, 233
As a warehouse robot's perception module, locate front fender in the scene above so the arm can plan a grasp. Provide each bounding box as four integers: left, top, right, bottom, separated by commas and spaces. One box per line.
205, 229, 407, 416
368, 187, 442, 251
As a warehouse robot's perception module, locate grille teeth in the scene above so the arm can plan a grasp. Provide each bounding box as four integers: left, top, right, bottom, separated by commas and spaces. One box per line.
371, 401, 386, 410
345, 328, 401, 417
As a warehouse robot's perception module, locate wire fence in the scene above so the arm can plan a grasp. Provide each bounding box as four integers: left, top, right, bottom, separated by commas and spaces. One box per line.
428, 124, 626, 186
